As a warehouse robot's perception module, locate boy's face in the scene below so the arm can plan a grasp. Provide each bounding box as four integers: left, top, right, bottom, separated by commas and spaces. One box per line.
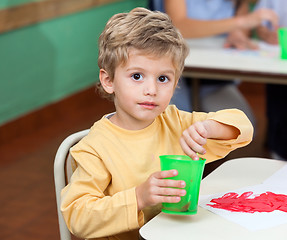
102, 48, 177, 130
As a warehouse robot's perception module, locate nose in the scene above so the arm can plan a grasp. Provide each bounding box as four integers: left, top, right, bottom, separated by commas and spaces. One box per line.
143, 78, 157, 96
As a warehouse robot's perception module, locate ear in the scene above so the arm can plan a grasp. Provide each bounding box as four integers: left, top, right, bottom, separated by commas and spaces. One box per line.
174, 78, 180, 90
99, 69, 114, 94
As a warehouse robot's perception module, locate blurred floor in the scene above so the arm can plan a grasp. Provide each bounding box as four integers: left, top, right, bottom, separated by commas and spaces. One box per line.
0, 82, 270, 239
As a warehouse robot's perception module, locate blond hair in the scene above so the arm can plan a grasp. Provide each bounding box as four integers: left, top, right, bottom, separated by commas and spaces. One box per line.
97, 7, 189, 100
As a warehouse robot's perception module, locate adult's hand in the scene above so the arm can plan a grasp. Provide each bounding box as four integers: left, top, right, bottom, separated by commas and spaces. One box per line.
238, 8, 279, 30
224, 30, 258, 50
257, 26, 279, 45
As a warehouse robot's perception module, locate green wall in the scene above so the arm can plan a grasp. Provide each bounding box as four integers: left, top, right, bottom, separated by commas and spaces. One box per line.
0, 0, 44, 9
0, 0, 147, 125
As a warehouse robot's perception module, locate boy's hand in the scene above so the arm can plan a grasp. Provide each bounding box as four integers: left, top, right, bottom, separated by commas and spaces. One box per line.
136, 170, 186, 211
180, 121, 209, 160
180, 119, 240, 160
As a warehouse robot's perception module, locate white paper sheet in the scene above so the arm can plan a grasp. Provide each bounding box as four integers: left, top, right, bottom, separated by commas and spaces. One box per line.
199, 165, 287, 231
263, 164, 287, 187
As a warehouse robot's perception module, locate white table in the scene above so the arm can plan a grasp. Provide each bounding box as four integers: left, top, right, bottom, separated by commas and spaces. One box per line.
139, 157, 287, 240
184, 37, 287, 83
183, 37, 287, 109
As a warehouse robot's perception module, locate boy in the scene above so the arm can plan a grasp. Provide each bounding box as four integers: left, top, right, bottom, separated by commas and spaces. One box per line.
61, 7, 253, 240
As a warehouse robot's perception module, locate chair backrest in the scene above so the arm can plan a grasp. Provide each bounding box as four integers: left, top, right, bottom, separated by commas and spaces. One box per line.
54, 129, 89, 240
148, 0, 165, 12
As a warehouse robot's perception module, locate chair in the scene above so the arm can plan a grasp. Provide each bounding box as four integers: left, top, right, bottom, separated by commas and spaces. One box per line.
148, 0, 165, 11
54, 129, 90, 240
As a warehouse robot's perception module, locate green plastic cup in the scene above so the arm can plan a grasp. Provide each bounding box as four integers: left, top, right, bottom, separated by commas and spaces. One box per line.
160, 155, 206, 215
278, 28, 287, 60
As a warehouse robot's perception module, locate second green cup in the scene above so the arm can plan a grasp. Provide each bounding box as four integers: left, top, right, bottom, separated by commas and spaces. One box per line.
278, 28, 287, 60
160, 155, 206, 215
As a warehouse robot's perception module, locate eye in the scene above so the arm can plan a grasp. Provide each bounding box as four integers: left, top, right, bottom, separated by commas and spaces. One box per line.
158, 75, 169, 83
131, 73, 143, 81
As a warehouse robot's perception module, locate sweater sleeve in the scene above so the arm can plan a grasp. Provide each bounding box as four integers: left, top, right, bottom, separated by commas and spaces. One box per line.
60, 139, 143, 239
194, 108, 254, 163
175, 107, 253, 163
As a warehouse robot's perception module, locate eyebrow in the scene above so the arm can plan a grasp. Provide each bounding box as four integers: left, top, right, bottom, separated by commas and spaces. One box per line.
126, 67, 175, 76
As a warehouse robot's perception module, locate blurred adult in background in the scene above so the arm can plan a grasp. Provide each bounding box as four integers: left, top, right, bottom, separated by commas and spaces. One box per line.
149, 0, 278, 128
255, 0, 286, 44
255, 0, 287, 160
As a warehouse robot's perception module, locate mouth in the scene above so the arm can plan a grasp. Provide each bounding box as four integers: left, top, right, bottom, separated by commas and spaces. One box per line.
138, 102, 158, 109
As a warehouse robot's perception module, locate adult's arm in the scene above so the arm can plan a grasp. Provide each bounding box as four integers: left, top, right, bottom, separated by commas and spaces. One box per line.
164, 0, 278, 38
164, 0, 243, 38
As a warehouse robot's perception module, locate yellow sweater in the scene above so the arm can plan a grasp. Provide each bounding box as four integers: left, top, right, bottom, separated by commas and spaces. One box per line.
61, 105, 253, 240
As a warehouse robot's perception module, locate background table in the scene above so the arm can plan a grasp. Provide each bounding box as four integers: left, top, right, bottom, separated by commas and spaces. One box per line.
183, 37, 287, 109
139, 157, 287, 240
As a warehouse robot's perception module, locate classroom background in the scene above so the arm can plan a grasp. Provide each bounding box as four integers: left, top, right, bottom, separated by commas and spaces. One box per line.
0, 0, 272, 239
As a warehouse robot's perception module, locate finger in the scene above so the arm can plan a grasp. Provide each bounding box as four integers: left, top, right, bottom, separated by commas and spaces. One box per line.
157, 178, 186, 188
180, 135, 202, 154
182, 130, 206, 151
223, 41, 231, 48
184, 127, 206, 145
247, 41, 259, 50
180, 138, 200, 160
193, 123, 208, 139
233, 42, 246, 50
156, 186, 186, 197
154, 195, 182, 204
232, 38, 249, 50
153, 169, 178, 180
269, 35, 278, 45
266, 37, 278, 45
145, 192, 181, 206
